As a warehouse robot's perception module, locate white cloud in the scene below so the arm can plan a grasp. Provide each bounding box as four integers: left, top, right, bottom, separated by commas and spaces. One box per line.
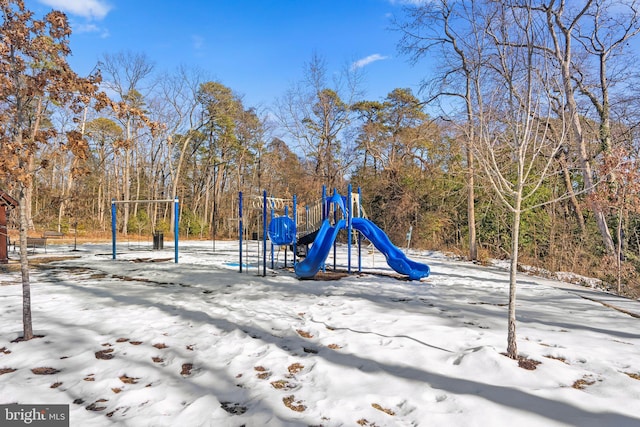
73, 23, 110, 39
37, 0, 111, 20
192, 35, 205, 50
351, 53, 388, 70
74, 23, 99, 33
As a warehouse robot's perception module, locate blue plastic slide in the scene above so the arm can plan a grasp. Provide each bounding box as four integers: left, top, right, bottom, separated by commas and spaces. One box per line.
294, 217, 430, 280
294, 219, 345, 279
352, 218, 430, 280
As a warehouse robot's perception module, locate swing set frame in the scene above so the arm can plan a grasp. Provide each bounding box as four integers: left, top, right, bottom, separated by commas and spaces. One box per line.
110, 197, 180, 263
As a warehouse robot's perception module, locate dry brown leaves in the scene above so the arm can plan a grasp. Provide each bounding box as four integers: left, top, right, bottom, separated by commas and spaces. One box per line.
371, 403, 395, 416
282, 395, 306, 412
181, 363, 193, 376
31, 367, 60, 375
572, 377, 596, 389
287, 363, 304, 376
296, 329, 313, 339
95, 349, 114, 360
119, 375, 139, 384
254, 366, 270, 379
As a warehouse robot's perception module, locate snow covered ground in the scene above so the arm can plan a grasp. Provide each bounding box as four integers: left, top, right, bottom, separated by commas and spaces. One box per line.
1, 239, 639, 426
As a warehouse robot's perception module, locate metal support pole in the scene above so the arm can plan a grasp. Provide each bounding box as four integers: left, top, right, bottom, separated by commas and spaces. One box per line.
270, 201, 275, 270
284, 205, 289, 268
262, 190, 267, 277
293, 194, 297, 268
333, 188, 337, 271
174, 197, 179, 263
239, 192, 243, 272
347, 183, 352, 273
322, 185, 327, 221
111, 199, 116, 260
358, 187, 362, 273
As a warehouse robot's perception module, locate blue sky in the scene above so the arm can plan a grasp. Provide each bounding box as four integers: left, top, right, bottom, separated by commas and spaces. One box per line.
26, 0, 432, 109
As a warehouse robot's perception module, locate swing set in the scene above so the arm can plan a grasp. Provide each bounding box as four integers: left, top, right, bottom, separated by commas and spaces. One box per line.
110, 197, 180, 263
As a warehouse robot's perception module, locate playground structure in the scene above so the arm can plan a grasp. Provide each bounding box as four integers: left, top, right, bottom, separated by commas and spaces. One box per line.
238, 185, 430, 281
106, 190, 430, 281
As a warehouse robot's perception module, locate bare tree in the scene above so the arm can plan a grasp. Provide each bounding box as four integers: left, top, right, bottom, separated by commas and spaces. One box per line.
572, 0, 640, 266
98, 51, 155, 234
0, 0, 103, 340
574, 0, 640, 155
396, 0, 485, 261
475, 2, 570, 358
86, 117, 123, 228
541, 0, 617, 255
155, 66, 208, 231
273, 53, 360, 191
55, 104, 89, 232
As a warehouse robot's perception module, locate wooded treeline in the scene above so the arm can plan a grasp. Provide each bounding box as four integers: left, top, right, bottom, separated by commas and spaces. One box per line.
3, 0, 640, 299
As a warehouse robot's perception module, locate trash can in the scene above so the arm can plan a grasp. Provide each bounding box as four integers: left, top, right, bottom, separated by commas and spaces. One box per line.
153, 232, 164, 250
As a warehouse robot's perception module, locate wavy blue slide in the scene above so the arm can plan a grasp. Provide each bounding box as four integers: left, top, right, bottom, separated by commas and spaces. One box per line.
352, 217, 430, 280
294, 217, 430, 280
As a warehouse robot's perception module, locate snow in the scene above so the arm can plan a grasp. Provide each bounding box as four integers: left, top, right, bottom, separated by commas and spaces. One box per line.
1, 240, 640, 426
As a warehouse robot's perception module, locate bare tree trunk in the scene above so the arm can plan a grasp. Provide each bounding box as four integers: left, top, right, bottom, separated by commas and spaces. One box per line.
547, 3, 616, 255
616, 204, 624, 295
467, 148, 477, 260
169, 134, 197, 233
203, 173, 212, 232
122, 146, 131, 234
507, 200, 521, 359
572, 1, 640, 262
58, 155, 75, 232
25, 155, 35, 231
97, 180, 104, 229
18, 183, 33, 340
58, 107, 87, 231
559, 152, 586, 234
573, 114, 615, 254
134, 146, 141, 218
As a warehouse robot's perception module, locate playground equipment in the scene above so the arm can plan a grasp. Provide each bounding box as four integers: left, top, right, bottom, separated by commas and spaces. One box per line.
110, 198, 180, 263
238, 185, 430, 281
237, 191, 297, 274
294, 190, 430, 280
349, 218, 430, 280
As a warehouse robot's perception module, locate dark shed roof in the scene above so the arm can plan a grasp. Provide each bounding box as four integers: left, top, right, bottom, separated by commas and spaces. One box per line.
0, 190, 18, 208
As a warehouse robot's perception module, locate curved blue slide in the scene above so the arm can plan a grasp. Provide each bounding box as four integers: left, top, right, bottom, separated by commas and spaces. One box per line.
294, 217, 430, 280
294, 219, 345, 279
352, 218, 430, 280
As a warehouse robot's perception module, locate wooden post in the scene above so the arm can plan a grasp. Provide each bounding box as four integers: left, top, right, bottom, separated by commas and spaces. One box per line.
0, 205, 8, 264
0, 190, 18, 264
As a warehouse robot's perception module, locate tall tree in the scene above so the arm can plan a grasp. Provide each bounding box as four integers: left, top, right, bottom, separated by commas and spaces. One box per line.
0, 0, 103, 340
86, 117, 123, 228
352, 89, 454, 246
476, 1, 572, 358
351, 100, 386, 176
396, 0, 483, 261
197, 81, 241, 224
572, 0, 640, 263
574, 0, 640, 156
156, 66, 208, 232
98, 51, 155, 234
274, 53, 359, 191
541, 0, 616, 255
